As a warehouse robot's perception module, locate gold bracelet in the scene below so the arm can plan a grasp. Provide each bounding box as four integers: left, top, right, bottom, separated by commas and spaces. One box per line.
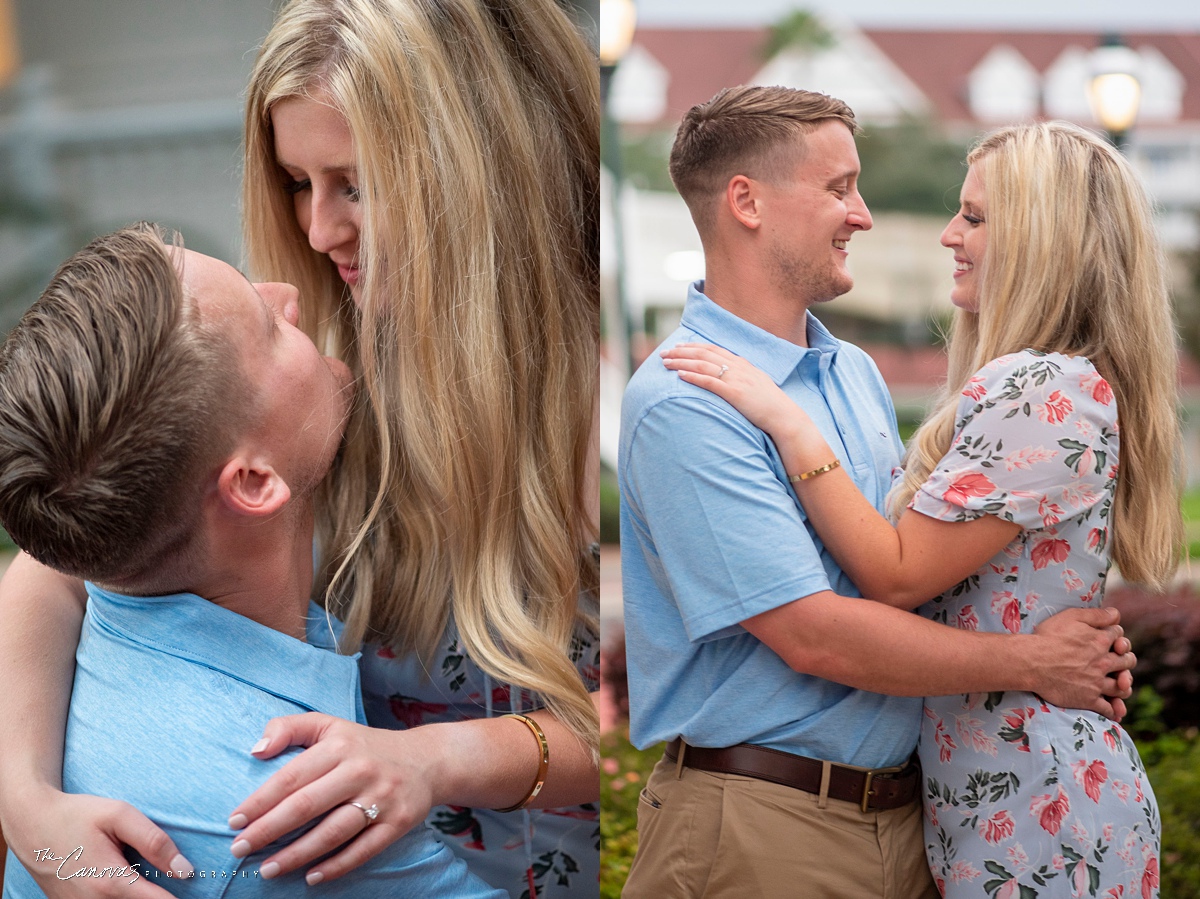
788, 459, 841, 483
493, 713, 549, 812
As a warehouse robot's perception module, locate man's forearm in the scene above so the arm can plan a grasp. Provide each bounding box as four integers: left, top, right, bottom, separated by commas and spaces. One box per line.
743, 590, 1126, 713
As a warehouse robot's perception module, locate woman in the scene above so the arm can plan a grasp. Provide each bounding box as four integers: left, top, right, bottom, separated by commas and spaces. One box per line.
662, 122, 1176, 897
0, 0, 599, 897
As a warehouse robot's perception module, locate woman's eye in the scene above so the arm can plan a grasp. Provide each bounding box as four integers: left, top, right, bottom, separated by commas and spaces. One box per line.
283, 178, 311, 196
344, 185, 360, 202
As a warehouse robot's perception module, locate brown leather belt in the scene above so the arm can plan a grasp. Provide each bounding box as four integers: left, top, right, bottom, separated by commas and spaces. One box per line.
664, 738, 920, 812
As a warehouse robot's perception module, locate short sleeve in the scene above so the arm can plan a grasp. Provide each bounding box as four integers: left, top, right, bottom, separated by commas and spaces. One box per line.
622, 394, 832, 642
910, 352, 1118, 531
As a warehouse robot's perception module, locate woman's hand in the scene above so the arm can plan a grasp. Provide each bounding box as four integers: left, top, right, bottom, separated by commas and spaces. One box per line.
2, 786, 190, 899
660, 343, 812, 441
226, 714, 437, 886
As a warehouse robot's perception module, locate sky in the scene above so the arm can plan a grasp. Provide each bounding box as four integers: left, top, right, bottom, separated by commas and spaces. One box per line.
635, 0, 1200, 31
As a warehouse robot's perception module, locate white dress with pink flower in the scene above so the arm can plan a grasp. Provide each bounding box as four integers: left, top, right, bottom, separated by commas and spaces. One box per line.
910, 351, 1159, 898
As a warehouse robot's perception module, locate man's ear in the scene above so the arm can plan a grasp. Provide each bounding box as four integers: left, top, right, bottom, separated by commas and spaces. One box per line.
216, 455, 291, 519
726, 174, 763, 230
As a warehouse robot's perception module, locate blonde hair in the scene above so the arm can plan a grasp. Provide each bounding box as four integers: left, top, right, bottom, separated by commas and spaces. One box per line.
243, 0, 599, 751
893, 122, 1182, 590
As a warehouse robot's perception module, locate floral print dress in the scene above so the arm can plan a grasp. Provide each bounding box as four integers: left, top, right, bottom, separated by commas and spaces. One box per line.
358, 599, 600, 899
909, 351, 1159, 899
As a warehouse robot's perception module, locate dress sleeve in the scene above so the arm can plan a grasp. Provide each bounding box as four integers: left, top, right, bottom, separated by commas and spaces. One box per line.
910, 353, 1118, 531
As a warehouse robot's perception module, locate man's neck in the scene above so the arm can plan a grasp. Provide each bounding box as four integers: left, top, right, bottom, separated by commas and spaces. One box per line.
185, 503, 317, 641
700, 246, 811, 346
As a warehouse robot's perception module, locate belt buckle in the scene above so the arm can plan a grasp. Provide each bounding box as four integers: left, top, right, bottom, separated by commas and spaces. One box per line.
859, 764, 905, 813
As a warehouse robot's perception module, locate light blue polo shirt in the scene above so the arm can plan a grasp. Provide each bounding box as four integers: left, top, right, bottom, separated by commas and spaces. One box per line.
619, 282, 922, 768
3, 585, 503, 899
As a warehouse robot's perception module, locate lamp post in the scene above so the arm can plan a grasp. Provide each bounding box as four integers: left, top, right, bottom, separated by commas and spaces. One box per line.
599, 0, 637, 380
1089, 34, 1141, 151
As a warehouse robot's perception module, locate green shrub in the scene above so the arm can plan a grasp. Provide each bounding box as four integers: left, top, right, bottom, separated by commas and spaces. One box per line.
1136, 726, 1200, 896
600, 729, 659, 898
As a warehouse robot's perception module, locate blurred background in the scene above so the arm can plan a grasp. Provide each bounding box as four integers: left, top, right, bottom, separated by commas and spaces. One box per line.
0, 0, 598, 333
599, 2, 1200, 894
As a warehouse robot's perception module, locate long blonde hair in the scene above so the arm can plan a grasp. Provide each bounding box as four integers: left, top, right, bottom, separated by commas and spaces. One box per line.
243, 0, 600, 750
893, 122, 1182, 590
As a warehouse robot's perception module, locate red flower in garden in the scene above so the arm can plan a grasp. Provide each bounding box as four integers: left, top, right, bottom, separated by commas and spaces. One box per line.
1030, 538, 1070, 570
1030, 785, 1070, 835
943, 471, 997, 506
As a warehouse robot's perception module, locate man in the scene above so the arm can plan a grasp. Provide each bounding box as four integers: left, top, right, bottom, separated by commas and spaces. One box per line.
618, 87, 1134, 897
0, 224, 502, 898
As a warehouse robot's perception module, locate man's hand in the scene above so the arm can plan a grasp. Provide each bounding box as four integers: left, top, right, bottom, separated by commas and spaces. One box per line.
1030, 606, 1134, 721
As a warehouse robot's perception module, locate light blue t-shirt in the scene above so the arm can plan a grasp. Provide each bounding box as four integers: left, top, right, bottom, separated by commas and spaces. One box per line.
3, 584, 503, 898
619, 282, 923, 768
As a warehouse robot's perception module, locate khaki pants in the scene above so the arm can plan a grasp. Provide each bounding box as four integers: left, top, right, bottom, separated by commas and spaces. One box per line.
622, 756, 940, 899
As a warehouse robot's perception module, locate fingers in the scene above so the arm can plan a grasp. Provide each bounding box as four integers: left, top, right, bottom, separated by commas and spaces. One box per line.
108, 805, 192, 879
257, 804, 373, 880
1090, 696, 1119, 722
1113, 668, 1134, 697
229, 725, 341, 831
231, 768, 348, 860
251, 712, 334, 760
661, 343, 736, 365
1106, 649, 1136, 675
1109, 696, 1128, 721
300, 821, 400, 885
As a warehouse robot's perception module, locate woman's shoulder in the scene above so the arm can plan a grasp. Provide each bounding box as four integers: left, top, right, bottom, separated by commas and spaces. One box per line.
966, 350, 1105, 395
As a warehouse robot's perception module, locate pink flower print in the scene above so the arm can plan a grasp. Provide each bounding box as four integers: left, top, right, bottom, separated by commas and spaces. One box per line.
943, 471, 997, 506
956, 604, 980, 631
1142, 856, 1159, 899
1103, 824, 1114, 842
1030, 785, 1071, 835
1075, 417, 1096, 439
933, 719, 957, 762
1087, 528, 1108, 554
375, 645, 396, 659
991, 591, 1023, 634
1071, 859, 1089, 898
1103, 726, 1120, 751
935, 876, 946, 897
388, 694, 450, 728
1103, 886, 1124, 899
963, 375, 988, 401
1038, 390, 1074, 424
1004, 445, 1057, 472
1076, 446, 1096, 480
1052, 855, 1066, 871
996, 880, 1021, 899
1006, 844, 1030, 870
1081, 371, 1115, 405
1111, 779, 1131, 803
1135, 777, 1144, 803
949, 860, 981, 883
1037, 495, 1066, 527
979, 809, 1016, 843
1031, 538, 1070, 570
1072, 759, 1109, 802
1082, 582, 1101, 604
1062, 569, 1085, 592
956, 715, 999, 757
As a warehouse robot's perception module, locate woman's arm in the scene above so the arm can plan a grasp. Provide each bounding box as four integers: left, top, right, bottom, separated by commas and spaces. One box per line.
225, 699, 599, 884
0, 552, 189, 898
662, 344, 1021, 607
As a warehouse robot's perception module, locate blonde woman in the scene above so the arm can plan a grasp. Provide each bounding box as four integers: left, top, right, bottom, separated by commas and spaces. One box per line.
663, 122, 1177, 897
0, 1, 599, 897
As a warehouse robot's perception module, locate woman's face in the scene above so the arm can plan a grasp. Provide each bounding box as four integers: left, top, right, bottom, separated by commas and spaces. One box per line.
940, 163, 988, 313
271, 95, 363, 303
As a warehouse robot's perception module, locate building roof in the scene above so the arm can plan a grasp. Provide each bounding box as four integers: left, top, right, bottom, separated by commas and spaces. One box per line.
629, 26, 1200, 128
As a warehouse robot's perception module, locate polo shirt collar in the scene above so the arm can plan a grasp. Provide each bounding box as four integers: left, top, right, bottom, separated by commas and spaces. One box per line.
84, 583, 361, 721
679, 281, 840, 385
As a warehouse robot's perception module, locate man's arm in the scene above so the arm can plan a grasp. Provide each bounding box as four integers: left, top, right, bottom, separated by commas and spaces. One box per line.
743, 590, 1132, 718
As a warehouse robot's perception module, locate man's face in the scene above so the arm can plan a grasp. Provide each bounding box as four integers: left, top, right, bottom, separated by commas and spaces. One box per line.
758, 120, 872, 306
180, 249, 354, 495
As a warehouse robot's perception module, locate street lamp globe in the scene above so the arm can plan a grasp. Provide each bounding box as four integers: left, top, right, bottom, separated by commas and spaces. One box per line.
600, 0, 636, 68
1089, 36, 1141, 149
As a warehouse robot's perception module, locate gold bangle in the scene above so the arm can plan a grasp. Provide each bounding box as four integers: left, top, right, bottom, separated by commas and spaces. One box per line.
493, 713, 549, 812
788, 459, 841, 483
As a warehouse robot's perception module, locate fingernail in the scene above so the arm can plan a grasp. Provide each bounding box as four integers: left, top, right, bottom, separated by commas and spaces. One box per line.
231, 839, 252, 859
251, 738, 270, 754
228, 813, 248, 830
170, 855, 194, 877
306, 871, 325, 886
261, 862, 280, 880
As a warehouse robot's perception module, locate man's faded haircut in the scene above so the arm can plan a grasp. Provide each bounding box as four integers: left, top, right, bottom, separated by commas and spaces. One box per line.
668, 85, 859, 231
0, 223, 248, 589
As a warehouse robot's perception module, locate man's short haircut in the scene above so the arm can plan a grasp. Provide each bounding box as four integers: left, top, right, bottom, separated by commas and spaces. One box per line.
0, 224, 249, 588
669, 85, 859, 231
